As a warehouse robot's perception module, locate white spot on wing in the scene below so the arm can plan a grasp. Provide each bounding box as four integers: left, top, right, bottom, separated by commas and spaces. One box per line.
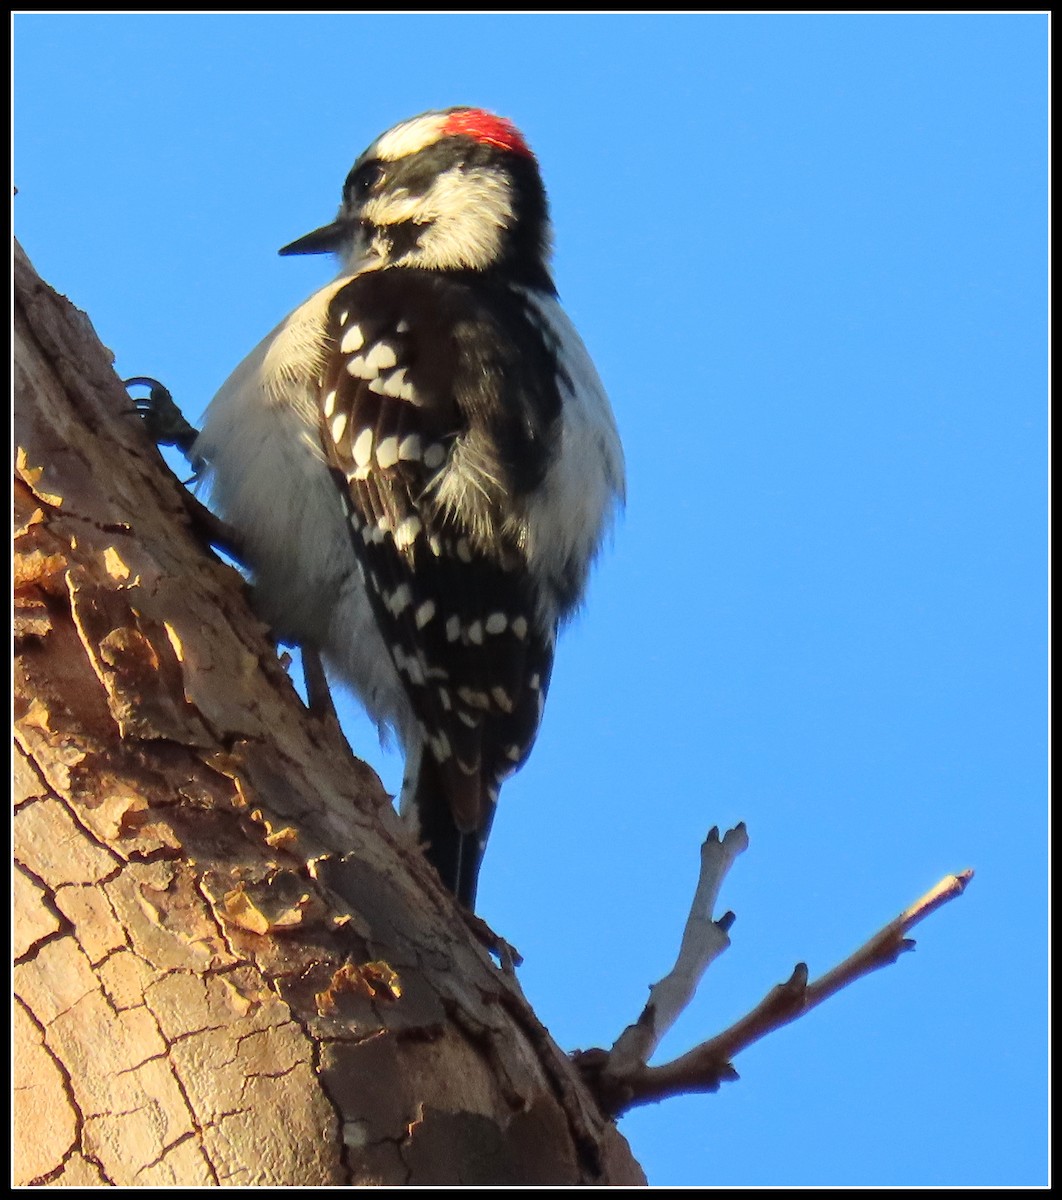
414, 599, 436, 628
381, 367, 411, 399
330, 411, 348, 443
423, 443, 447, 470
398, 433, 423, 461
430, 730, 452, 762
365, 342, 397, 372
352, 428, 373, 467
394, 515, 422, 548
387, 583, 412, 615
376, 436, 399, 468
372, 515, 392, 544
485, 612, 507, 635
341, 324, 364, 353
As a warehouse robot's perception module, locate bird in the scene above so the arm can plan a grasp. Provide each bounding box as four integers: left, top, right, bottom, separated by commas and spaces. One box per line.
192, 107, 625, 909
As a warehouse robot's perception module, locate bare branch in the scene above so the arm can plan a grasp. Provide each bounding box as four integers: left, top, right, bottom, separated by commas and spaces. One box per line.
578, 868, 973, 1115
802, 869, 974, 1012
608, 824, 748, 1076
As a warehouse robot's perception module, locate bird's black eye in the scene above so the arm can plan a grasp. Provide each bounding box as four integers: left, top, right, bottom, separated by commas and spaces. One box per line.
345, 160, 382, 204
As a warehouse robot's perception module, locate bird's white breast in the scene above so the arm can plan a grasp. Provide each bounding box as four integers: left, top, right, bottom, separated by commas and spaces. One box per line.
194, 279, 413, 742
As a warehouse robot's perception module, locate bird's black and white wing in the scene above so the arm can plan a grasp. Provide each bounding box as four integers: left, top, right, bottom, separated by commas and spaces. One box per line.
316, 267, 563, 898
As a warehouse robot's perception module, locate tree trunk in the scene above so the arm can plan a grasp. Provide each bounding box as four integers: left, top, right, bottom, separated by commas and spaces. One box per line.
13, 241, 646, 1187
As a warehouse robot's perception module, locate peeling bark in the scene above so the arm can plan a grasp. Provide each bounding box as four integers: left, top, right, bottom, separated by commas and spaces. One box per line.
12, 241, 646, 1187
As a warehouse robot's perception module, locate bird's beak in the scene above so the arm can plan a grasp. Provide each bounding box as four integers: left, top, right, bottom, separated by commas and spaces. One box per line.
278, 219, 350, 256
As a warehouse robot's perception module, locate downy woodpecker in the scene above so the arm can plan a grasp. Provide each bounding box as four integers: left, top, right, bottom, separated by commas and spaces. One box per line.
194, 108, 624, 908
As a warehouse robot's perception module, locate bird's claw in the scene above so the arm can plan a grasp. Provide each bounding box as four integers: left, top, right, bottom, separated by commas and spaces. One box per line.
124, 376, 199, 456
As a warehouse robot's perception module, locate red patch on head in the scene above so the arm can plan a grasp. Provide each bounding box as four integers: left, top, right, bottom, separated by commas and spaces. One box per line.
441, 109, 533, 158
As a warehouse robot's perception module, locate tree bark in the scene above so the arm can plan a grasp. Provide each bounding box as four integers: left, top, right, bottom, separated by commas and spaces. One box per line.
12, 241, 646, 1187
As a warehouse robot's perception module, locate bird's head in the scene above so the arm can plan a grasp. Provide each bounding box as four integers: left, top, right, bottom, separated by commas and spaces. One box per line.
280, 107, 553, 287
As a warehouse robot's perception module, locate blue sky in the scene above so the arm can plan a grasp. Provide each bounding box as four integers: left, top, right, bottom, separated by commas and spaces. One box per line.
14, 13, 1047, 1187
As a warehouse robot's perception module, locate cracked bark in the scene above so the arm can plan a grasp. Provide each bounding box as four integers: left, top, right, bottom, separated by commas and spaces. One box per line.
12, 240, 646, 1187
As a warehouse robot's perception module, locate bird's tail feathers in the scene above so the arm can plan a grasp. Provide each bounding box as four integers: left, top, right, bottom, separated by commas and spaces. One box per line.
412, 755, 496, 909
